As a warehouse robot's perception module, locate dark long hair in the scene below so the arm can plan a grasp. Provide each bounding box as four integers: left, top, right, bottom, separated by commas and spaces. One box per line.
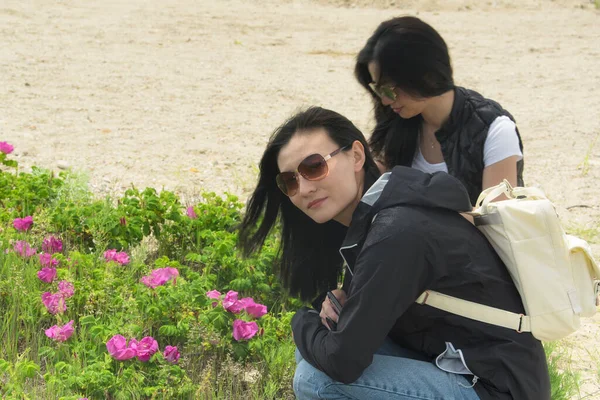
238, 107, 380, 302
355, 16, 455, 168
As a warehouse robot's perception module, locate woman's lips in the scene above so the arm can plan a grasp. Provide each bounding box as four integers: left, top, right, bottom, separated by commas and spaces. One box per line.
308, 198, 327, 209
392, 107, 403, 114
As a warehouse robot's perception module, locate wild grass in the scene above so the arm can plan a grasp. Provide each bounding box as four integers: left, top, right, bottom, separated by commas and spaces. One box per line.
545, 341, 581, 400
567, 223, 599, 244
580, 131, 599, 176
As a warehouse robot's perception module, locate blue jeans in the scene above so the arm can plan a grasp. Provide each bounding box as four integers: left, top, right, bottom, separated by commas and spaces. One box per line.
293, 339, 480, 400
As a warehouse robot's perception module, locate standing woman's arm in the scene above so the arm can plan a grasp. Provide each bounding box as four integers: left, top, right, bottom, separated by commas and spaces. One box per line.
480, 116, 523, 200
482, 155, 520, 190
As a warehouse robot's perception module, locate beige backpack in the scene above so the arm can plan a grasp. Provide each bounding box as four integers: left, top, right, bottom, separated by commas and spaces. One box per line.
415, 180, 600, 341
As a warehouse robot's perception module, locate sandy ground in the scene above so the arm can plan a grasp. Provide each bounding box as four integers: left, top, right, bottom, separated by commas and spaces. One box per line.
1, 0, 599, 397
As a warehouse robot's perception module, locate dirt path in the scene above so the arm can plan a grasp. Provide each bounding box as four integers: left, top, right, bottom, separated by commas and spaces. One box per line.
1, 0, 599, 397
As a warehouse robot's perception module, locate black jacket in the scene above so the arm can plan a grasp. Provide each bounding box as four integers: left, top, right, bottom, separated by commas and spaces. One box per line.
436, 87, 525, 205
292, 166, 550, 400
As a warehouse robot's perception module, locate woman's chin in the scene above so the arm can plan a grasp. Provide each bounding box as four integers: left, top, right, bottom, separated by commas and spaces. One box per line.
305, 209, 336, 224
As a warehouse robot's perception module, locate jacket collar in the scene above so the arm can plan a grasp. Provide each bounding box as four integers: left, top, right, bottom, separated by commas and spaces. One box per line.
435, 86, 466, 143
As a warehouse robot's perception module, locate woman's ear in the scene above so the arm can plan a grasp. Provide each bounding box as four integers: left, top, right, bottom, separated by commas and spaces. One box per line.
351, 140, 366, 172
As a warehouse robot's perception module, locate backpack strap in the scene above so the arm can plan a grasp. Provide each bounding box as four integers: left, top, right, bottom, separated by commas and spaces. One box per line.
415, 290, 532, 333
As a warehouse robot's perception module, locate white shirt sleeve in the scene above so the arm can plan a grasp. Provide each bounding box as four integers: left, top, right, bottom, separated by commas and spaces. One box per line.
483, 116, 523, 167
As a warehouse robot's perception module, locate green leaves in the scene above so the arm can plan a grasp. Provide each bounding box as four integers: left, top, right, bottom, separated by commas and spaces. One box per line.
15, 360, 40, 380
158, 324, 179, 337
2, 159, 18, 168
0, 152, 18, 169
0, 359, 11, 375
0, 164, 298, 399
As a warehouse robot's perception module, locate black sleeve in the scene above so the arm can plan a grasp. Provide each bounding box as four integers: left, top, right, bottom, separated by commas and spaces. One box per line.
292, 217, 436, 383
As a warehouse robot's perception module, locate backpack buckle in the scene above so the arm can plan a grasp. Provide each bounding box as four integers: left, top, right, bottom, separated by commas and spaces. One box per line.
516, 314, 525, 333
416, 291, 430, 305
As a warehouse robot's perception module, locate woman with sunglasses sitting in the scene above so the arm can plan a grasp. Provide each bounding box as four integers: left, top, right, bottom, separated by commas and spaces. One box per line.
238, 106, 549, 400
355, 16, 523, 206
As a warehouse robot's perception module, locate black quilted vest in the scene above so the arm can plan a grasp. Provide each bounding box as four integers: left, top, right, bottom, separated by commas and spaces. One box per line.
435, 87, 525, 205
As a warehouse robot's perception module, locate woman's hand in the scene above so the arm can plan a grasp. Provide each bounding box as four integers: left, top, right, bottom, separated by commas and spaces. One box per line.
320, 289, 347, 330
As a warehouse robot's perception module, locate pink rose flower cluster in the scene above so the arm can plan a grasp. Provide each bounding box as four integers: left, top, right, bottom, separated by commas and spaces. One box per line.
45, 320, 74, 342
0, 141, 14, 154
13, 216, 33, 232
41, 281, 74, 315
209, 290, 268, 318
28, 235, 74, 343
36, 237, 63, 283
106, 335, 180, 364
39, 253, 59, 268
42, 235, 63, 254
11, 233, 63, 262
104, 249, 130, 265
140, 267, 179, 289
13, 240, 36, 258
207, 290, 267, 341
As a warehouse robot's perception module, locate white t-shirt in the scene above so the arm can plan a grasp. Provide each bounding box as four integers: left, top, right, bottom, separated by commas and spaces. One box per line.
411, 116, 523, 174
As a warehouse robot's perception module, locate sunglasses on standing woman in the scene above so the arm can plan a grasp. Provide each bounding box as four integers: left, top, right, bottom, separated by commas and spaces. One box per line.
368, 82, 397, 101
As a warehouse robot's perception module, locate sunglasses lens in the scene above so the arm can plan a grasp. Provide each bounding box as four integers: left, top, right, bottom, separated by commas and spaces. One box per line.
369, 83, 382, 99
298, 154, 328, 181
276, 172, 298, 196
370, 82, 396, 101
381, 87, 396, 101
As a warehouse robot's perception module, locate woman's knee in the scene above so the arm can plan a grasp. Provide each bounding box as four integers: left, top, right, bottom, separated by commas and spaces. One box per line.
293, 359, 333, 400
293, 360, 312, 399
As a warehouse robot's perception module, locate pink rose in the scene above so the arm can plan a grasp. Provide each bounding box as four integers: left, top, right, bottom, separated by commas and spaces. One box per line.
106, 335, 137, 361
104, 249, 117, 261
45, 320, 74, 342
140, 267, 179, 289
163, 345, 180, 363
186, 206, 197, 219
42, 236, 63, 254
206, 290, 221, 307
58, 281, 74, 298
114, 252, 130, 265
227, 300, 246, 314
41, 292, 66, 315
13, 241, 36, 258
135, 336, 159, 362
242, 298, 268, 318
222, 290, 242, 313
232, 320, 259, 341
37, 267, 57, 283
13, 216, 33, 232
104, 249, 130, 265
39, 253, 59, 268
0, 141, 14, 154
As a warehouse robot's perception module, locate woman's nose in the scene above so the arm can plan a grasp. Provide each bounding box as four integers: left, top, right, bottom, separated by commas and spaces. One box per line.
296, 175, 317, 196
